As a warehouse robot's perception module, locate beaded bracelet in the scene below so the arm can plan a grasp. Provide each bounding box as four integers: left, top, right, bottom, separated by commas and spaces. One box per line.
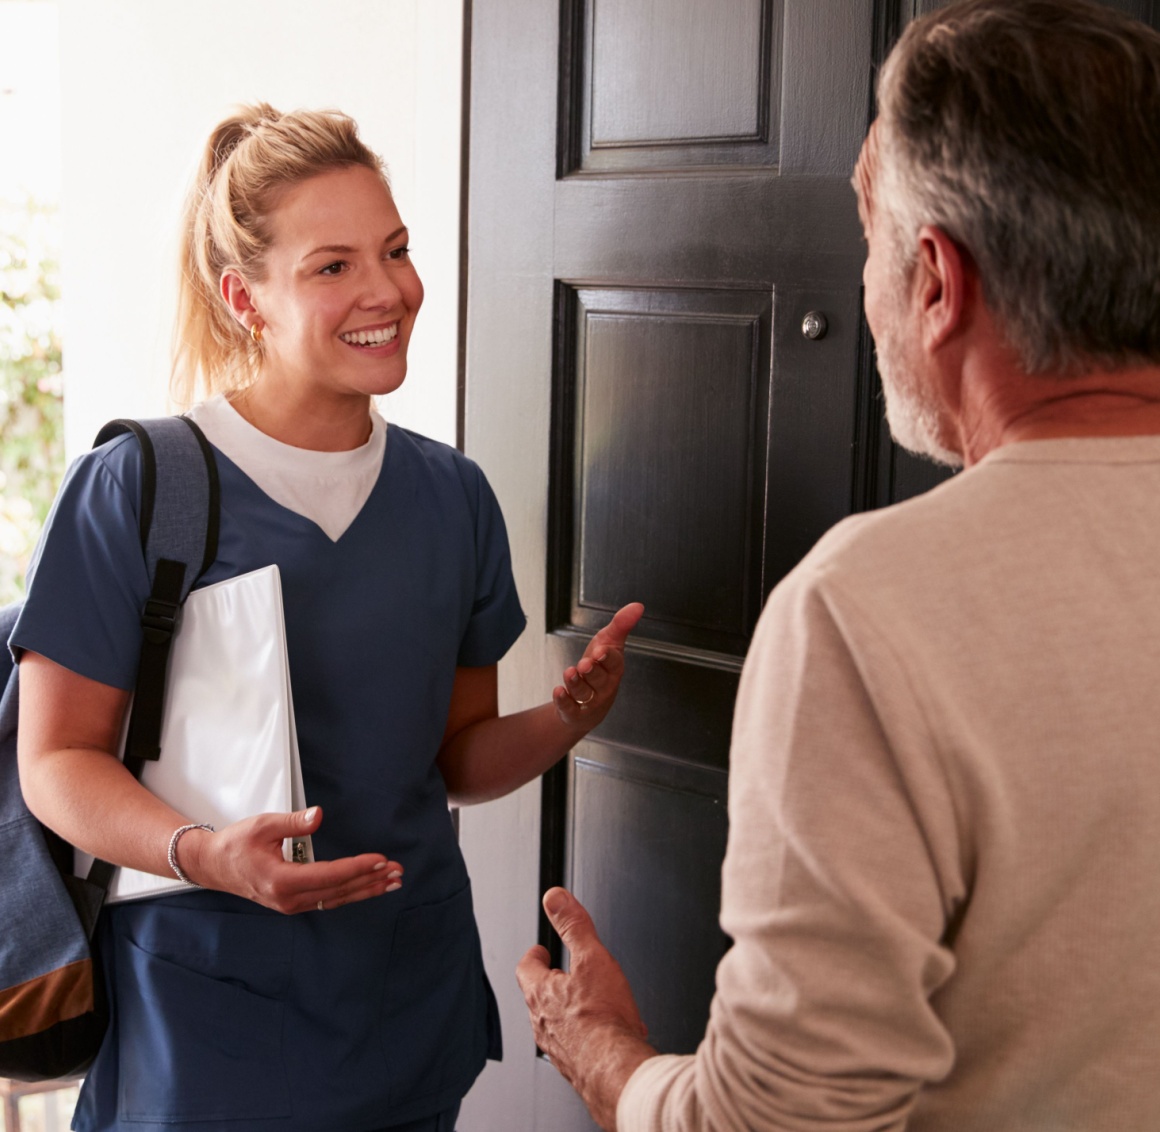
167, 823, 215, 886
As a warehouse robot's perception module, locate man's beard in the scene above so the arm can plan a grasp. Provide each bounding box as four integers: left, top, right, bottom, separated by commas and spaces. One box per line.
875, 313, 963, 469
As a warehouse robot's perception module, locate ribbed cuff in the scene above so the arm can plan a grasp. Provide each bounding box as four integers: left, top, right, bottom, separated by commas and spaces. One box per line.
616, 1054, 696, 1132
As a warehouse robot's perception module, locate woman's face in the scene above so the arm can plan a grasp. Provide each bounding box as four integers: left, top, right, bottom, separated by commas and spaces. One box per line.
240, 164, 424, 406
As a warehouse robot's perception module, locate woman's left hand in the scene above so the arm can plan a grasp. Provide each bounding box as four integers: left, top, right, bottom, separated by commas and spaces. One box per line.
553, 603, 644, 729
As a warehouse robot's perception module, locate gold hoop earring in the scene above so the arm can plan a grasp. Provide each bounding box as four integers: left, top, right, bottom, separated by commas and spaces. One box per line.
250, 323, 263, 345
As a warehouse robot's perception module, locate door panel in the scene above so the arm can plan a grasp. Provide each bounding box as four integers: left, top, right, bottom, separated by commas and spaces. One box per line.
463, 3, 874, 1128
583, 0, 776, 165
556, 284, 771, 659
570, 744, 730, 1058
562, 0, 781, 173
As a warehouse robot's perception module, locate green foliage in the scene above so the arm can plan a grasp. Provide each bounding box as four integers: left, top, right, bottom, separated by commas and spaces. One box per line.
1, 198, 64, 604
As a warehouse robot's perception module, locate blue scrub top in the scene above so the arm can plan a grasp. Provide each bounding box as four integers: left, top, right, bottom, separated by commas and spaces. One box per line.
13, 425, 526, 1131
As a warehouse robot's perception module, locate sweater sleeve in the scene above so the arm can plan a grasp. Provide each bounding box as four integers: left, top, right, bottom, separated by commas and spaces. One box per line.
617, 561, 961, 1131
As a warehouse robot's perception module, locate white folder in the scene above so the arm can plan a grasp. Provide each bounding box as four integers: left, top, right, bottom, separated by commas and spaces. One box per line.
76, 564, 314, 903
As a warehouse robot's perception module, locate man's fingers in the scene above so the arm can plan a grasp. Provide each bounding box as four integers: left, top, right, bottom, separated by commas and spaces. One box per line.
543, 886, 599, 953
516, 944, 553, 994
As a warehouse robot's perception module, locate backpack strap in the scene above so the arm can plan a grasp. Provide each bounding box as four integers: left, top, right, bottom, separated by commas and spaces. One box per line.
0, 604, 21, 786
85, 416, 219, 892
93, 417, 220, 602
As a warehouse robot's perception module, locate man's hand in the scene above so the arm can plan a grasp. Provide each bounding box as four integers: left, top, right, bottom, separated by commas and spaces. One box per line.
517, 887, 657, 1131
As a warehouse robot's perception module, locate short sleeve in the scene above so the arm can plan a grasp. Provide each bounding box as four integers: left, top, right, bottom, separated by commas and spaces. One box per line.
11, 437, 151, 690
453, 457, 526, 667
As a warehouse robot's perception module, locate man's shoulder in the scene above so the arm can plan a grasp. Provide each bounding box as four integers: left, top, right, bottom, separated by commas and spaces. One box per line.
810, 433, 1160, 577
768, 461, 1023, 646
802, 468, 973, 581
783, 433, 1160, 636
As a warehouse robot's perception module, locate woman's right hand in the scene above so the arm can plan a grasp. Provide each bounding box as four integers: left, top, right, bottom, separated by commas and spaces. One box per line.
19, 653, 402, 914
176, 806, 403, 915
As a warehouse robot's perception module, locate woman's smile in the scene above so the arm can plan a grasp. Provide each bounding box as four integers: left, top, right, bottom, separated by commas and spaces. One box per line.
340, 323, 399, 349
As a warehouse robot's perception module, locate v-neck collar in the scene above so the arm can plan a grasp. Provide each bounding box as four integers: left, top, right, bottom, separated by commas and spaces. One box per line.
187, 395, 388, 542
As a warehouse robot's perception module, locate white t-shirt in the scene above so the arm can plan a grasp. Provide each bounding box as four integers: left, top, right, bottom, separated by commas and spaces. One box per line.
186, 395, 387, 542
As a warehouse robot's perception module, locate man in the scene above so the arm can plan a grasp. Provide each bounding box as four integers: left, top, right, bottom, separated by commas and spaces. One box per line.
516, 1, 1160, 1128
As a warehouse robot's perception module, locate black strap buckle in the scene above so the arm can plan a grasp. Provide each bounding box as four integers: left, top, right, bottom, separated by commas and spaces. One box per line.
141, 597, 180, 642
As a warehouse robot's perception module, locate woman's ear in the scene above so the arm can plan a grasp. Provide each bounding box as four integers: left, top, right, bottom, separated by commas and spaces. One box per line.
914, 225, 968, 353
220, 269, 259, 330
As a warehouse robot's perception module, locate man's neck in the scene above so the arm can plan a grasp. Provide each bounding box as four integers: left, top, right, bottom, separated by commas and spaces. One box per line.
953, 350, 1160, 466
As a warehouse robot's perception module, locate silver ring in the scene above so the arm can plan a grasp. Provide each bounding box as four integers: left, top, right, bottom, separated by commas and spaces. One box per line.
317, 899, 325, 912
571, 685, 595, 707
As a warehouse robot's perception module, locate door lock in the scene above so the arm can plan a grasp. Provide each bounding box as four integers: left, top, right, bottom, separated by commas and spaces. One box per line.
801, 311, 828, 340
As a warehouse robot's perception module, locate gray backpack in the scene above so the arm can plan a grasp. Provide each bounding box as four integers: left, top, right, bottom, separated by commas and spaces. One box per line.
0, 416, 218, 1081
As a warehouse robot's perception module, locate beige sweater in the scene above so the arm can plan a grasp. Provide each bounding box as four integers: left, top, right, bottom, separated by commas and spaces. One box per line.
619, 436, 1160, 1132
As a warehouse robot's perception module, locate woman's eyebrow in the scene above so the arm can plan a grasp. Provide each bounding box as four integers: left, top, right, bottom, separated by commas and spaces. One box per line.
301, 227, 409, 262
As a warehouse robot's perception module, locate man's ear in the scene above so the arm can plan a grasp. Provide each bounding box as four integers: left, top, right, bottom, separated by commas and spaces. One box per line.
914, 225, 968, 352
220, 269, 259, 330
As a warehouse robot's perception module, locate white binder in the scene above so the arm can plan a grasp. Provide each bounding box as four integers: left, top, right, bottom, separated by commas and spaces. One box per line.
76, 564, 314, 903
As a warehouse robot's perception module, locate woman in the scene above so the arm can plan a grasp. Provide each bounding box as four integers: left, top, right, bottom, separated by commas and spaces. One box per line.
13, 104, 641, 1132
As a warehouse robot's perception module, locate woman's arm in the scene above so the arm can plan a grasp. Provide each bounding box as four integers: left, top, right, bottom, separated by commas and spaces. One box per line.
18, 651, 403, 913
437, 603, 644, 806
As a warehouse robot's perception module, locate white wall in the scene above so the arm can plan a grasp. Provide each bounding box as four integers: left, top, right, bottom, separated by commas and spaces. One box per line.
58, 0, 463, 458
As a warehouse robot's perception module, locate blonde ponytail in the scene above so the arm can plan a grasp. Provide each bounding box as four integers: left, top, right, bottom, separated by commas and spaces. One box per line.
171, 103, 387, 408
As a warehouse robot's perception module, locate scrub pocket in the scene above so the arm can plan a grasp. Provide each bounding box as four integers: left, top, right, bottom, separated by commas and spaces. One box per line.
381, 881, 493, 1108
114, 904, 293, 1123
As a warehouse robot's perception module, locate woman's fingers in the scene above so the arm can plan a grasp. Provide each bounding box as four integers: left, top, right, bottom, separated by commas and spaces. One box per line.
564, 664, 599, 703
555, 684, 584, 714
583, 603, 644, 658
562, 638, 628, 708
555, 683, 601, 723
563, 604, 640, 703
281, 853, 403, 895
299, 866, 404, 914
261, 859, 404, 915
200, 810, 409, 914
577, 650, 624, 688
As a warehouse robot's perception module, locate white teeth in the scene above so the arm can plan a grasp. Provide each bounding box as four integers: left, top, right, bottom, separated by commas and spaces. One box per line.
342, 325, 398, 346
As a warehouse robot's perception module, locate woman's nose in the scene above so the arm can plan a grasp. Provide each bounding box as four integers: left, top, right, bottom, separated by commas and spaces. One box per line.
361, 262, 405, 310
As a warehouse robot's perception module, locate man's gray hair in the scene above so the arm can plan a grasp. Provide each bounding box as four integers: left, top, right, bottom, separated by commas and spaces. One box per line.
876, 0, 1160, 374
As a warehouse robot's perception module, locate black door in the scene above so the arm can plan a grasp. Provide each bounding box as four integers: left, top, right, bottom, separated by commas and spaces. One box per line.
461, 4, 876, 1126
458, 1, 1157, 1127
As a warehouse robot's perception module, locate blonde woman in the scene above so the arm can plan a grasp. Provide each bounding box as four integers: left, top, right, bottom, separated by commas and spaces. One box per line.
13, 104, 641, 1132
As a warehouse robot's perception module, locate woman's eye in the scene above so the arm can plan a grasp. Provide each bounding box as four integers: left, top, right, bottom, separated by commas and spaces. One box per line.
387, 246, 411, 262
319, 261, 347, 276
